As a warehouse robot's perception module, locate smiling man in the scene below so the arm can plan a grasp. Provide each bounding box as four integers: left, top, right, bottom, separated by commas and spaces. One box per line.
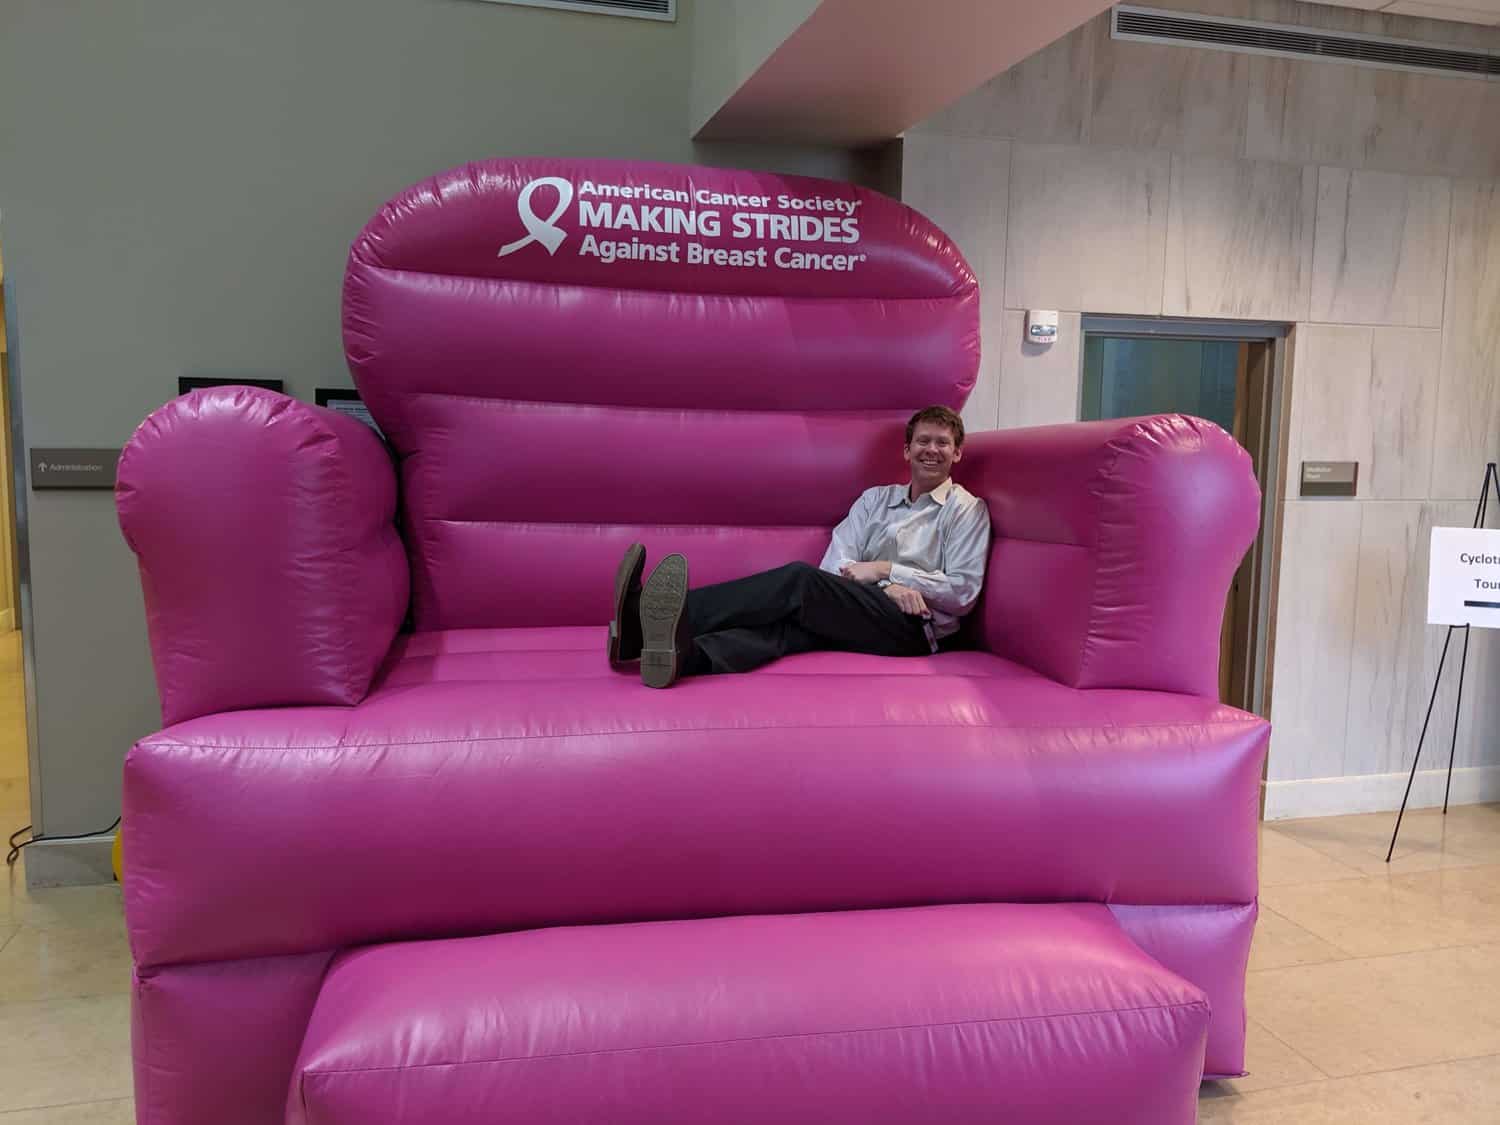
607, 406, 992, 688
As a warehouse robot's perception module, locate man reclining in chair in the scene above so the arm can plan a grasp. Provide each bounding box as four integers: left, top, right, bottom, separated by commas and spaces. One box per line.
608, 405, 992, 688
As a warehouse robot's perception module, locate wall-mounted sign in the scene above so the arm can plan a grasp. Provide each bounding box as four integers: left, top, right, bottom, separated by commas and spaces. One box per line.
1428, 527, 1500, 628
1300, 461, 1359, 497
178, 376, 285, 396
315, 388, 381, 435
30, 448, 120, 490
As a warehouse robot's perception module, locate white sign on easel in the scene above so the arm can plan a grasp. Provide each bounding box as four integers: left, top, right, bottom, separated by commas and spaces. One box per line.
1428, 527, 1500, 628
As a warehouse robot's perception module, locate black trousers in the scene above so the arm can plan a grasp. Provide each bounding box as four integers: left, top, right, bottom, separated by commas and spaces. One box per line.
683, 562, 931, 674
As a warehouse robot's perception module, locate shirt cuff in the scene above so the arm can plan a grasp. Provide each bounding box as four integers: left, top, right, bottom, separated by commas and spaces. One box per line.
888, 562, 916, 586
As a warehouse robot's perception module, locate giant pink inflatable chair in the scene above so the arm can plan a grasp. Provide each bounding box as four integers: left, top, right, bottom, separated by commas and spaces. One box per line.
117, 158, 1269, 1125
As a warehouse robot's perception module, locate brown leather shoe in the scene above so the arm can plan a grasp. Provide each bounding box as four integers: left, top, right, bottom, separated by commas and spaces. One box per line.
606, 543, 647, 669
638, 553, 692, 689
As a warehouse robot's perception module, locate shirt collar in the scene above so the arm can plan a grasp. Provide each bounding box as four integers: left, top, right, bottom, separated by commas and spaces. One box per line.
889, 479, 953, 507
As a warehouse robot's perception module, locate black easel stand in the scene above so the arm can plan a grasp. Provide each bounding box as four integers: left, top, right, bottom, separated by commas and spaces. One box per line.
1387, 462, 1500, 863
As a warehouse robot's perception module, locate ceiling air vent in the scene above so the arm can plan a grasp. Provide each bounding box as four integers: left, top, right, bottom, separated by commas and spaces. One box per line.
1113, 5, 1499, 80
477, 0, 675, 22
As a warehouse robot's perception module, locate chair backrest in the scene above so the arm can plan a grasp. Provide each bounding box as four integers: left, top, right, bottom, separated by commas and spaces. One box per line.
344, 158, 979, 630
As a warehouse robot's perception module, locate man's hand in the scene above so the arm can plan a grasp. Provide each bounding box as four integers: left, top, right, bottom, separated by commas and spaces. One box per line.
840, 560, 891, 584
883, 583, 929, 616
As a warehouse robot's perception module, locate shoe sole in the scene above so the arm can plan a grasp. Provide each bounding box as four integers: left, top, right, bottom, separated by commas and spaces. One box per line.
639, 553, 689, 689
607, 543, 647, 668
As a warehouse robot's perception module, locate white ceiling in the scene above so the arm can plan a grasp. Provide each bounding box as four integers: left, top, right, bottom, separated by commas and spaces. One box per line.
1311, 0, 1500, 26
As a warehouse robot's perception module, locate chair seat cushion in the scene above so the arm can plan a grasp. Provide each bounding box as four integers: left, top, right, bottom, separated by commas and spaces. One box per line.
288, 903, 1210, 1125
123, 627, 1267, 967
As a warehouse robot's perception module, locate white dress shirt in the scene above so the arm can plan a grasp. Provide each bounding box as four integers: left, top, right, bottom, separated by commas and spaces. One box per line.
818, 478, 991, 639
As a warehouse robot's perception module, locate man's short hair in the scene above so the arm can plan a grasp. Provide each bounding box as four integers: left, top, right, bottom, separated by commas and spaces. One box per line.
905, 405, 966, 449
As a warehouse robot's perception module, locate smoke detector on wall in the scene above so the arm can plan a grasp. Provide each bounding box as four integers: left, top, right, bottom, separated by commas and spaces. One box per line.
473, 0, 675, 21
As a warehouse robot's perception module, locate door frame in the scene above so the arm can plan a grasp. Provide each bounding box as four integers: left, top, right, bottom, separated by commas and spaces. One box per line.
1, 247, 42, 835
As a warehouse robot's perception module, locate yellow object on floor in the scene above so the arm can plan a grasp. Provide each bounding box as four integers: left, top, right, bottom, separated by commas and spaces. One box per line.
112, 826, 123, 882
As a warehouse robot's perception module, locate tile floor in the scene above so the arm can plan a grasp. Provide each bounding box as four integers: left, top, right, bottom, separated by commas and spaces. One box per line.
0, 624, 1497, 1121
1201, 805, 1500, 1121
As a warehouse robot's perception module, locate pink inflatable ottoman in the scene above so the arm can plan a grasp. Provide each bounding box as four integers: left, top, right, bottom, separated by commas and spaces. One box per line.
289, 906, 1209, 1125
117, 158, 1268, 1125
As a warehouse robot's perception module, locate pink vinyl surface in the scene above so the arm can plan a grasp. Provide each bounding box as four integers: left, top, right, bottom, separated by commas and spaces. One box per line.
125, 628, 1267, 970
127, 902, 1254, 1124
117, 158, 1268, 1123
1111, 901, 1259, 1079
342, 158, 978, 631
116, 388, 408, 726
289, 905, 1209, 1125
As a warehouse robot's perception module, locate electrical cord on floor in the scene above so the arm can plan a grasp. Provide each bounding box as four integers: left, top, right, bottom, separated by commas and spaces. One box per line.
5, 823, 30, 865
5, 818, 120, 867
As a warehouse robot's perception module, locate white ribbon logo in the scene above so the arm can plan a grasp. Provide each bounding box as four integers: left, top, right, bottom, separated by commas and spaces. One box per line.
498, 176, 573, 258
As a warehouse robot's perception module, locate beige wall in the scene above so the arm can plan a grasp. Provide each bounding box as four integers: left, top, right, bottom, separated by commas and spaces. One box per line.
902, 0, 1500, 818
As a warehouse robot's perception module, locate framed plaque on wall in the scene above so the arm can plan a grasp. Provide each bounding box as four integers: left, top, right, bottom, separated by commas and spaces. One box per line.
315, 388, 381, 435
178, 376, 285, 395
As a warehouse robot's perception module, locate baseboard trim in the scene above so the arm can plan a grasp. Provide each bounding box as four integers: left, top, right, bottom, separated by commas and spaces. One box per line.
1264, 765, 1500, 821
21, 834, 115, 888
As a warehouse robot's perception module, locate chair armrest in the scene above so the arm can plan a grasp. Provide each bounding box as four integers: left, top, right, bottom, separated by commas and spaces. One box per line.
117, 387, 409, 725
956, 415, 1260, 696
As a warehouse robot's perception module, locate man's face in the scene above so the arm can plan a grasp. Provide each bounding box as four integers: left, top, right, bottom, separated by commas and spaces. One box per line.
904, 421, 961, 488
